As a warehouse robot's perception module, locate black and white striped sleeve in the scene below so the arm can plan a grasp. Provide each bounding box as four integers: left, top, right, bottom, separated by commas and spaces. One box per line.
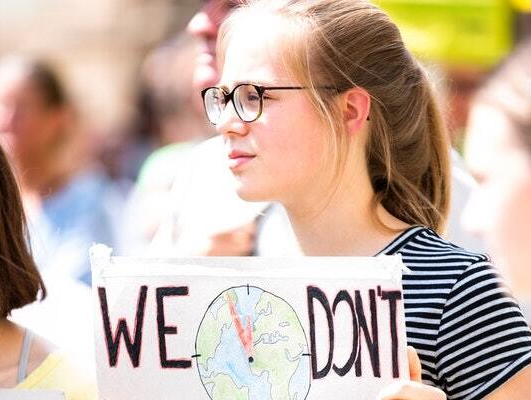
436, 259, 531, 400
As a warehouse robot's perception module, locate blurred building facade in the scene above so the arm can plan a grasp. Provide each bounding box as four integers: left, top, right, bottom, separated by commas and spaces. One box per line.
0, 0, 199, 139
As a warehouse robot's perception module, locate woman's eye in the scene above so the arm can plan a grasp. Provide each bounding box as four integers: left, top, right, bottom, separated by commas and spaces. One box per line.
246, 93, 260, 102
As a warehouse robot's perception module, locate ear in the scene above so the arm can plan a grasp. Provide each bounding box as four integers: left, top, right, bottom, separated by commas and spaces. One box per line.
342, 87, 370, 135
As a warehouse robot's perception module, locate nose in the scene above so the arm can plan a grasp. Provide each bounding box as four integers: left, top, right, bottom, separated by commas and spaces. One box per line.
187, 1, 226, 40
187, 11, 217, 40
216, 100, 249, 138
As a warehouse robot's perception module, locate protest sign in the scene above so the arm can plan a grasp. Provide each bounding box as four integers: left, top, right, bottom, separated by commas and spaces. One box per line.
91, 245, 408, 400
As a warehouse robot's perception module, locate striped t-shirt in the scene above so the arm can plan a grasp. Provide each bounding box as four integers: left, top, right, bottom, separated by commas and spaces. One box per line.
379, 226, 531, 400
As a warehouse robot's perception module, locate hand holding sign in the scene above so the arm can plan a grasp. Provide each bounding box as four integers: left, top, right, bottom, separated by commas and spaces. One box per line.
376, 347, 446, 400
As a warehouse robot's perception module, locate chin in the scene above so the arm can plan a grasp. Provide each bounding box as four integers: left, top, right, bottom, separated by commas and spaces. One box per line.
235, 183, 272, 203
236, 188, 266, 203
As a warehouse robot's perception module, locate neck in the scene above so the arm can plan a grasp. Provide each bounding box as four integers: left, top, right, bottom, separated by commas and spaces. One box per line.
286, 190, 406, 257
283, 146, 409, 256
0, 319, 23, 370
0, 318, 20, 340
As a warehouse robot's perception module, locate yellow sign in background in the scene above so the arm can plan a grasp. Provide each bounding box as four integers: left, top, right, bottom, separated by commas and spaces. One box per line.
375, 0, 515, 67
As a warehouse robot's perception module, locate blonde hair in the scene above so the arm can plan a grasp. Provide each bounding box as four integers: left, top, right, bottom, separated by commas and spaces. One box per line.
219, 0, 450, 233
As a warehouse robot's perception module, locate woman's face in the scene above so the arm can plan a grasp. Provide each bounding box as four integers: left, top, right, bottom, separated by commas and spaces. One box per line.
464, 103, 531, 295
216, 19, 331, 208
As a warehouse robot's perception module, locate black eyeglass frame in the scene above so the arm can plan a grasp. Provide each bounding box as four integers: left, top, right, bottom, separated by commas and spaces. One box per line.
201, 84, 309, 125
200, 83, 369, 125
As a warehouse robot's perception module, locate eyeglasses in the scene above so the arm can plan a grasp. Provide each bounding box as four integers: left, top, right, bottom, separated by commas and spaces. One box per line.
201, 84, 307, 125
201, 83, 368, 125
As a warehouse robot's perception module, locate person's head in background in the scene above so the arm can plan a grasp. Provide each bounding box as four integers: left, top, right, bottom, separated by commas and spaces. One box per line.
0, 56, 79, 195
0, 140, 46, 320
187, 0, 238, 92
211, 0, 450, 250
464, 40, 531, 296
135, 34, 208, 145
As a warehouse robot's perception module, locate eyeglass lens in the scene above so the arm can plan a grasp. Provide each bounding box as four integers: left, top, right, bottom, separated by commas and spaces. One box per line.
204, 88, 224, 124
233, 84, 261, 122
204, 84, 261, 124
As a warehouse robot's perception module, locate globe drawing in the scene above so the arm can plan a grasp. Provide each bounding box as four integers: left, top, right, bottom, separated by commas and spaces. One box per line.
195, 285, 311, 400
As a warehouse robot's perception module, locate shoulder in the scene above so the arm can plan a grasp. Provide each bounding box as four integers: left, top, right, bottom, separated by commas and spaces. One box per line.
136, 142, 197, 190
44, 166, 122, 211
395, 227, 489, 273
397, 228, 531, 400
18, 351, 98, 400
26, 333, 56, 375
398, 227, 503, 309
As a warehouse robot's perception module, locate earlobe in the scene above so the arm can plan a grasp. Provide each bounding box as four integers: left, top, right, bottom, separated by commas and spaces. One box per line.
343, 88, 370, 135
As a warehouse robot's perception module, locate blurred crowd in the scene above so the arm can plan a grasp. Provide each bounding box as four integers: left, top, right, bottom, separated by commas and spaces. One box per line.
0, 0, 531, 399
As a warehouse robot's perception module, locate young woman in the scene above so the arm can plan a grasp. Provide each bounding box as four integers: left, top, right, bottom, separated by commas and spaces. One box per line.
464, 41, 531, 319
0, 145, 97, 399
200, 0, 531, 398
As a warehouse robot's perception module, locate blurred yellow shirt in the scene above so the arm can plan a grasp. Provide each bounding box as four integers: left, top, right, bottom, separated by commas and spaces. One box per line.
15, 352, 98, 400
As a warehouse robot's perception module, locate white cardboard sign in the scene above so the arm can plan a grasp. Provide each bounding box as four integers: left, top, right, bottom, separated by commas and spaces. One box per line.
91, 246, 408, 400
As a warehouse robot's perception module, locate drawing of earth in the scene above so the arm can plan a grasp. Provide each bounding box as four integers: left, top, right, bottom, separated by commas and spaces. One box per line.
195, 286, 311, 400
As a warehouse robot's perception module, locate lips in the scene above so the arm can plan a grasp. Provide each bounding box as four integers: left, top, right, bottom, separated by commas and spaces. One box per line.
228, 150, 256, 170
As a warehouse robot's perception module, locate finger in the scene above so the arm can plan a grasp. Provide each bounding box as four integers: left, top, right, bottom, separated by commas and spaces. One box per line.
232, 230, 254, 243
210, 229, 253, 243
377, 381, 446, 400
205, 232, 254, 256
238, 221, 256, 235
407, 346, 422, 383
205, 241, 253, 256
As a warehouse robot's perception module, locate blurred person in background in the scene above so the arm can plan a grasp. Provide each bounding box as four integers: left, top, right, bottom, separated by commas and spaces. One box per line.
146, 0, 266, 256
106, 33, 208, 185
0, 144, 97, 399
120, 33, 212, 252
149, 0, 484, 258
0, 56, 124, 286
464, 39, 531, 321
